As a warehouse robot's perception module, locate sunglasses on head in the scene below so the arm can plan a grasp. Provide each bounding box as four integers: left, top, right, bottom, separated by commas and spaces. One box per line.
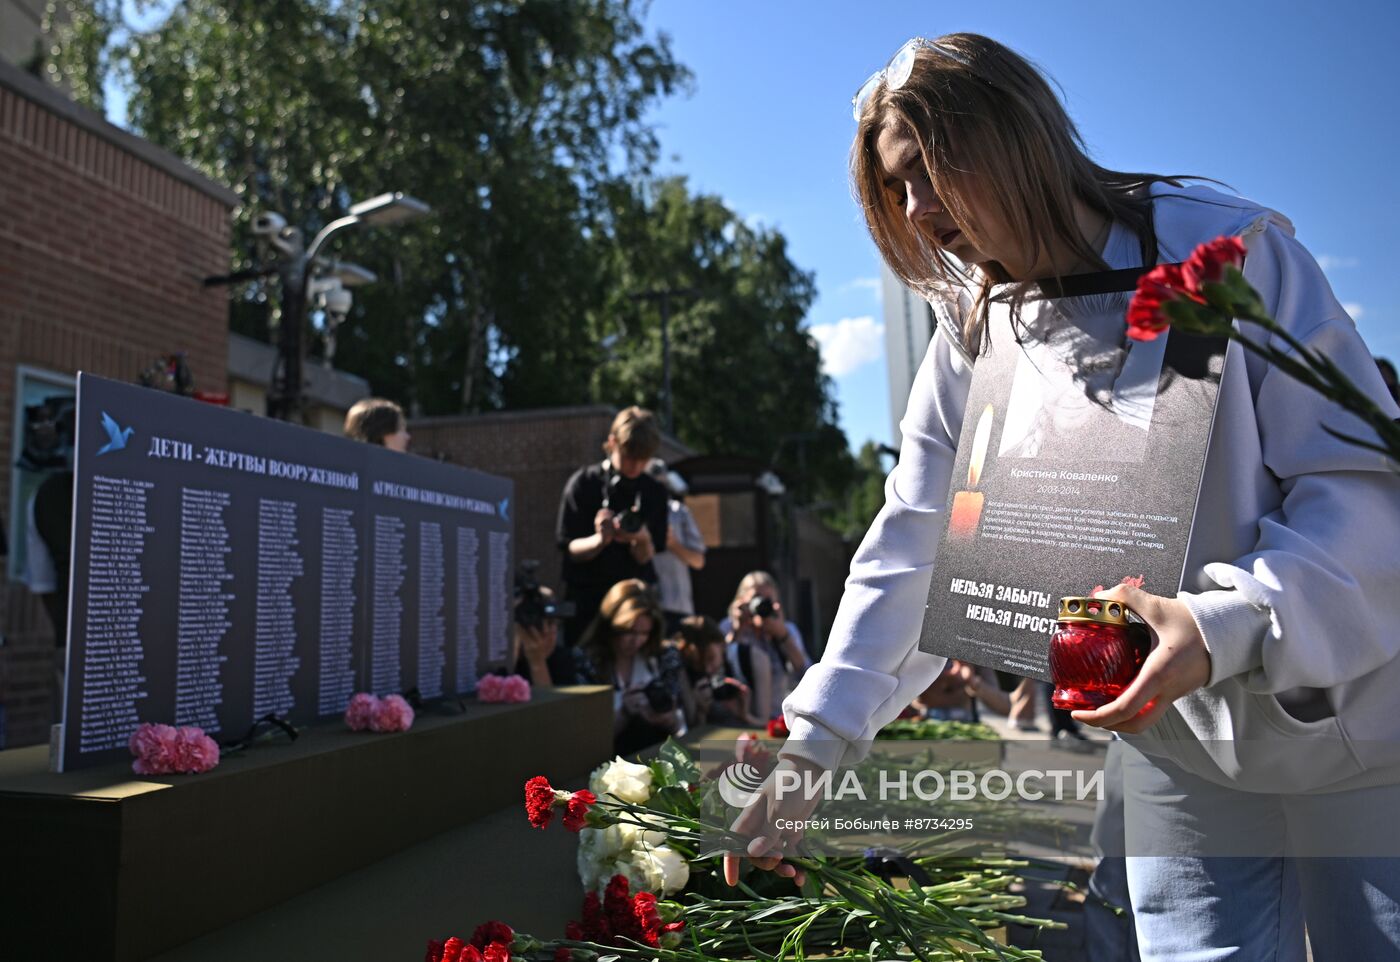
851, 37, 971, 121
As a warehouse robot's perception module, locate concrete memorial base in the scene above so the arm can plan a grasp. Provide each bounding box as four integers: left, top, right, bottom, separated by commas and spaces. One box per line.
0, 685, 612, 962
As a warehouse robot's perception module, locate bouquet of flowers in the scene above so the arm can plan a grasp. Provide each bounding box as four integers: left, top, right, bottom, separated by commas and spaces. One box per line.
875, 719, 1001, 742
478, 674, 532, 704
344, 692, 415, 733
128, 722, 220, 775
1128, 236, 1400, 465
432, 739, 1062, 961
571, 757, 691, 895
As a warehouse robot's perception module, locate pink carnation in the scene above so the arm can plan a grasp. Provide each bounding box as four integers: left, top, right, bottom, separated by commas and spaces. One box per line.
503, 675, 531, 702
478, 674, 532, 704
129, 722, 219, 775
345, 692, 378, 731
174, 726, 221, 773
371, 693, 415, 732
129, 722, 176, 759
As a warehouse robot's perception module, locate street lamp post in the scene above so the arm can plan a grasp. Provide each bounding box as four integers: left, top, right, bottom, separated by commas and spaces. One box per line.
629, 286, 697, 435
264, 192, 432, 421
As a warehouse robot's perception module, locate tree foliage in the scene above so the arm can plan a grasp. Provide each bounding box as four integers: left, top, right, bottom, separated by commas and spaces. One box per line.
590, 177, 853, 504
822, 440, 890, 541
45, 0, 857, 502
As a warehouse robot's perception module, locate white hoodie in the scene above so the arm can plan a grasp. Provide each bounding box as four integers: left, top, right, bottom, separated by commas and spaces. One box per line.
782, 184, 1400, 793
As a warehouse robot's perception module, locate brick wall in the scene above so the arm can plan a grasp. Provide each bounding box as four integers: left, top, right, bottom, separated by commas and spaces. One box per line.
413, 408, 858, 668
409, 406, 693, 594
0, 64, 235, 747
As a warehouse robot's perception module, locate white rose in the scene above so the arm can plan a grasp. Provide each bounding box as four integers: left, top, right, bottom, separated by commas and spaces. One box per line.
584, 851, 647, 894
589, 757, 654, 804
586, 822, 660, 859
577, 838, 606, 891
631, 845, 690, 895
618, 822, 668, 851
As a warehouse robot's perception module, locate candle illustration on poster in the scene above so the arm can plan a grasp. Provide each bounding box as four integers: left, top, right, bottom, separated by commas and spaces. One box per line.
949, 404, 995, 541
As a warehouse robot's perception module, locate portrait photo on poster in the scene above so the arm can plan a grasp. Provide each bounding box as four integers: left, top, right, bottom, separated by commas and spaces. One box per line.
997, 293, 1167, 464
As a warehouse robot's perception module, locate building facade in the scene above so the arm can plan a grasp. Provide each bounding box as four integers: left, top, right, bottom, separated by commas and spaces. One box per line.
409, 405, 693, 593
881, 261, 936, 444
0, 58, 238, 747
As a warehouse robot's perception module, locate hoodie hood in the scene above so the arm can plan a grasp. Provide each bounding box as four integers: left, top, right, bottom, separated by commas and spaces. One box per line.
1149, 182, 1294, 262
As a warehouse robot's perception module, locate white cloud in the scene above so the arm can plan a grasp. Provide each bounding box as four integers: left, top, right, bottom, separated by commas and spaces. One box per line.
808, 316, 885, 377
841, 276, 882, 294
1316, 255, 1359, 272
1342, 302, 1365, 320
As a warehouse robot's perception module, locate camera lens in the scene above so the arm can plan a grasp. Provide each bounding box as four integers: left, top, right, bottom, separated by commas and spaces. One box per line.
618, 509, 645, 534
746, 596, 776, 619
644, 679, 675, 713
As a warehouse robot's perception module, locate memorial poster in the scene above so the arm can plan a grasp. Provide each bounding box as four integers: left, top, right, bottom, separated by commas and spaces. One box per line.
918, 277, 1227, 680
60, 374, 513, 771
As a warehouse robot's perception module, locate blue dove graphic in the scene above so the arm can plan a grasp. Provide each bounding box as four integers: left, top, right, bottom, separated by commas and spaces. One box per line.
96, 411, 134, 455
498, 497, 511, 522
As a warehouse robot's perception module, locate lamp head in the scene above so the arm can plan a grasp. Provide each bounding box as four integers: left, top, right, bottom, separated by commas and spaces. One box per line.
348, 192, 432, 227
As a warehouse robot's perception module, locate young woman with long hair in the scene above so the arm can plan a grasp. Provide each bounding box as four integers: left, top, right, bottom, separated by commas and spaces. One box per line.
726, 33, 1400, 959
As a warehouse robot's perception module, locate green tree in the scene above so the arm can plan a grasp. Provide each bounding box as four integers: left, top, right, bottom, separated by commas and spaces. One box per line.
591, 177, 855, 505
46, 0, 689, 415
45, 1, 860, 502
823, 440, 890, 541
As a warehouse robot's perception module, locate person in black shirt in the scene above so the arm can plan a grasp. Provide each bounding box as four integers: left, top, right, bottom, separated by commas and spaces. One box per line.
556, 407, 669, 650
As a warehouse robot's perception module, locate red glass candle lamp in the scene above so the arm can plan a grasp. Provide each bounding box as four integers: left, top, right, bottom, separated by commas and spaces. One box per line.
1049, 596, 1149, 710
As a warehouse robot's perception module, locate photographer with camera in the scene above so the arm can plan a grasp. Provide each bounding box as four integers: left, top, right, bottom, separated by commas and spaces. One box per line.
574, 579, 684, 755
719, 571, 809, 721
556, 407, 669, 648
674, 616, 769, 729
510, 561, 577, 688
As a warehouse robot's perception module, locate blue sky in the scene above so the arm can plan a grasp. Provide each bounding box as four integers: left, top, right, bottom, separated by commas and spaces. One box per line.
101, 1, 1398, 452
640, 0, 1400, 450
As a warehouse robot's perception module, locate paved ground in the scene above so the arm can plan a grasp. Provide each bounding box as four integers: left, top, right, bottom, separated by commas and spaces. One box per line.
977, 712, 1115, 959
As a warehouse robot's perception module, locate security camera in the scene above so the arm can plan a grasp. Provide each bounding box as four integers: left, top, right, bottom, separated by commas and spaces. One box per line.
323, 286, 353, 322
251, 211, 287, 237
251, 211, 303, 258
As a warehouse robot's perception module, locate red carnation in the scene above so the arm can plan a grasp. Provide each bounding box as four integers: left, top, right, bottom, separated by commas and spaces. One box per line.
461, 947, 484, 962
579, 891, 608, 943
766, 716, 789, 738
562, 789, 596, 832
470, 922, 514, 950
604, 876, 635, 941
1182, 235, 1246, 292
567, 881, 679, 951
661, 921, 687, 949
633, 891, 662, 947
1127, 263, 1193, 342
525, 776, 557, 830
482, 942, 510, 962
429, 936, 466, 962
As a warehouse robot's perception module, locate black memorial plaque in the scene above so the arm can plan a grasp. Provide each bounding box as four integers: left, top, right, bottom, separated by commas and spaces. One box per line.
60, 374, 513, 771
918, 282, 1227, 680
